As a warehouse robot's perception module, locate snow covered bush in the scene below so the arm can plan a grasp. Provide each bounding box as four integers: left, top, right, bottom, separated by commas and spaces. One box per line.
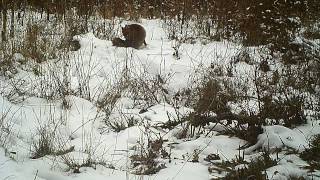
223, 151, 277, 180
0, 104, 15, 150
300, 134, 320, 170
130, 135, 167, 175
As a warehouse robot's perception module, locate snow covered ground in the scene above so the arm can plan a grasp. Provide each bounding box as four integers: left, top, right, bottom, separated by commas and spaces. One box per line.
0, 19, 319, 180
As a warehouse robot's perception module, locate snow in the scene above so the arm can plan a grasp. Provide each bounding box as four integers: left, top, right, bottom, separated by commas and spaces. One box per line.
0, 18, 319, 180
245, 125, 315, 154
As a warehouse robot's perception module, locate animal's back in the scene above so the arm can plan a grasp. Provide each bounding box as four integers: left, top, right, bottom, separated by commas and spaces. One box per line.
122, 24, 146, 48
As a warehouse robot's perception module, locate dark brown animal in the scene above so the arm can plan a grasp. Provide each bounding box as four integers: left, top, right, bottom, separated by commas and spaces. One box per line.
112, 24, 147, 49
112, 38, 127, 47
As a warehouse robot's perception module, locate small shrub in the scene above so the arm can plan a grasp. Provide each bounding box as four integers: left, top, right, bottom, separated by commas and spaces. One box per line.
0, 45, 18, 78
222, 120, 264, 146
130, 151, 166, 175
281, 40, 317, 65
191, 149, 200, 163
128, 73, 170, 107
303, 23, 320, 40
300, 134, 320, 170
180, 73, 264, 144
97, 87, 122, 117
21, 24, 46, 63
130, 137, 167, 175
174, 126, 188, 139
204, 153, 220, 162
105, 114, 139, 132
232, 48, 253, 65
0, 106, 15, 150
31, 127, 55, 159
221, 151, 277, 180
194, 79, 232, 116
60, 135, 108, 173
31, 121, 74, 159
260, 95, 306, 128
105, 120, 127, 132
62, 154, 101, 173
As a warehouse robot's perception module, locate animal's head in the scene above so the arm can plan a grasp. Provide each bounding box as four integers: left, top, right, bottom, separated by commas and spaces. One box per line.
122, 25, 130, 37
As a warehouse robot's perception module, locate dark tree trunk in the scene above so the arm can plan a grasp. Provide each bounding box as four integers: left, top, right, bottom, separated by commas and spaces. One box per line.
1, 2, 7, 42
10, 5, 14, 38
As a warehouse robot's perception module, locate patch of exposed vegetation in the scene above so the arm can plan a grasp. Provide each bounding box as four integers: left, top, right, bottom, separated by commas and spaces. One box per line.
300, 135, 320, 170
